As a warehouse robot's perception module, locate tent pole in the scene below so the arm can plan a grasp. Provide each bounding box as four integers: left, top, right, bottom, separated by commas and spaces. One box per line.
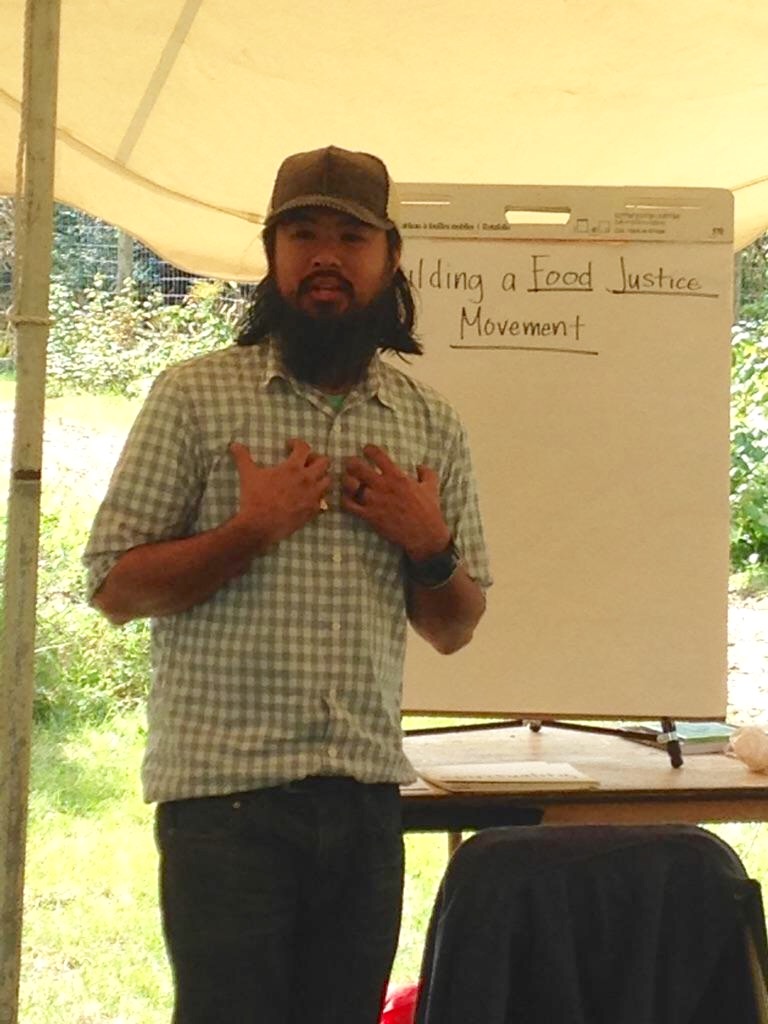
1, 2, 61, 1022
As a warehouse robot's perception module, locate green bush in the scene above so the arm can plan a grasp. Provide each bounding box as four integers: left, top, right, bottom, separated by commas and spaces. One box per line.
3, 269, 246, 723
0, 328, 12, 359
46, 275, 243, 397
731, 297, 768, 569
1, 500, 151, 726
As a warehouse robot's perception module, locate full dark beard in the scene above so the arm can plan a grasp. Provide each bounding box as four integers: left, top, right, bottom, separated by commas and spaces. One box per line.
264, 281, 395, 391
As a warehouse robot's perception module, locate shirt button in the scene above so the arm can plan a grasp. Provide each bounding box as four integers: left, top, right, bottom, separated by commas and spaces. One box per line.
332, 549, 342, 564
332, 621, 342, 633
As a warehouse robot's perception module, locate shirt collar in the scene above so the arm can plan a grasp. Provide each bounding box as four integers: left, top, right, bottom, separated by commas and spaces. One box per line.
256, 339, 396, 411
357, 353, 397, 410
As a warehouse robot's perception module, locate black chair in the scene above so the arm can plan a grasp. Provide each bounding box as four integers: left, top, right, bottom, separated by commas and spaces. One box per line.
415, 825, 768, 1024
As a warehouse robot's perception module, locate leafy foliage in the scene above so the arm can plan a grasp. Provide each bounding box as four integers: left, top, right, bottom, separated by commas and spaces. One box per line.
46, 274, 243, 396
0, 500, 151, 725
739, 232, 768, 309
730, 295, 768, 568
0, 197, 13, 356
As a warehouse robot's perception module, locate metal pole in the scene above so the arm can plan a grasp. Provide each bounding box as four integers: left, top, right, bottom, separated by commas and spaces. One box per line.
116, 229, 134, 288
1, 2, 61, 1021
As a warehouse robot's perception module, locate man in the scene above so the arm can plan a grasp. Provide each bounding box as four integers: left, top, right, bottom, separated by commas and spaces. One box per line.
84, 145, 491, 1024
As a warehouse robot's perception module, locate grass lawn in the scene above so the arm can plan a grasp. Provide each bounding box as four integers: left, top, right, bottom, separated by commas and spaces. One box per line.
0, 376, 140, 434
45, 393, 140, 434
22, 716, 170, 1024
21, 712, 450, 1023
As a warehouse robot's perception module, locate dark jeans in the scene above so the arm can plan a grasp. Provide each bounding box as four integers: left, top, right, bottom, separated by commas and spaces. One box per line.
155, 777, 405, 1024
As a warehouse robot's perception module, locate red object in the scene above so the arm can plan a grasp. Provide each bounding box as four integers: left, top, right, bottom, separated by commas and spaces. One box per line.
380, 982, 420, 1024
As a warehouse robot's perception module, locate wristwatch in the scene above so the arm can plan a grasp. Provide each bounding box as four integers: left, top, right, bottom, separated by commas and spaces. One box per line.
406, 538, 461, 589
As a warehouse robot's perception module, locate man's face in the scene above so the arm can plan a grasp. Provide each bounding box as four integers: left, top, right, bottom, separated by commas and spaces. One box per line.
273, 209, 398, 318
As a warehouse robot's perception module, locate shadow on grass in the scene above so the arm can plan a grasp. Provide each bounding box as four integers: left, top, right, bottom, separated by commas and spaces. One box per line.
730, 567, 768, 600
30, 716, 143, 818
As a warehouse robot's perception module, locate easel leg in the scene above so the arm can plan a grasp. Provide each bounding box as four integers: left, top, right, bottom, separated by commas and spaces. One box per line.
660, 717, 684, 768
524, 718, 685, 768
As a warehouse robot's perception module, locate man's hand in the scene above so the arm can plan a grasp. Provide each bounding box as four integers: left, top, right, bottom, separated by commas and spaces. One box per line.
230, 438, 331, 550
342, 445, 451, 560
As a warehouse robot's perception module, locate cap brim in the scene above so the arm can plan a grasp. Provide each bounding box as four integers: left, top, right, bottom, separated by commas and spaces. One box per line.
264, 194, 395, 231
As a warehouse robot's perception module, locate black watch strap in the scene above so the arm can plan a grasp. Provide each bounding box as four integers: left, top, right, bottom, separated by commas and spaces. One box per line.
406, 539, 461, 589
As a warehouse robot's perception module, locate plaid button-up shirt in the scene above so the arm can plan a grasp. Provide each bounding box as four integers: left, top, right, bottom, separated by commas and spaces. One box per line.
84, 341, 491, 803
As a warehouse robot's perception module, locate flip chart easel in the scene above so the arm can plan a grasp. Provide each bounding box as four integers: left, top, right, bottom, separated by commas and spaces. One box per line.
395, 184, 734, 737
406, 718, 685, 768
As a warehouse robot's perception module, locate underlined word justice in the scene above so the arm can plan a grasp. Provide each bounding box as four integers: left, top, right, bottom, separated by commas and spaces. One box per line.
405, 255, 718, 299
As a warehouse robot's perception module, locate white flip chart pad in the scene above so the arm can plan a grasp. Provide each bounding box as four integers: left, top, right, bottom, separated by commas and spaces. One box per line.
395, 185, 733, 718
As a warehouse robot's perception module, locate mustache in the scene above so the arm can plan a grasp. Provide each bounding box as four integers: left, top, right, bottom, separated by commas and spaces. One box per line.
298, 271, 353, 297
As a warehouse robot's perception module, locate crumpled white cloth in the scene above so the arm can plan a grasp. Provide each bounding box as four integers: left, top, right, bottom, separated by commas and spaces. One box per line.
730, 727, 768, 772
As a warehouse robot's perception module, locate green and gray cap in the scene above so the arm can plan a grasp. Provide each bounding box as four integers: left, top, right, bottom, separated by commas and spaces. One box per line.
265, 145, 398, 230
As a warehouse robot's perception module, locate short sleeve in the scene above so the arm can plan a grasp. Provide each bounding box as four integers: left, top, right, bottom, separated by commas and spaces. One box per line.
82, 371, 205, 600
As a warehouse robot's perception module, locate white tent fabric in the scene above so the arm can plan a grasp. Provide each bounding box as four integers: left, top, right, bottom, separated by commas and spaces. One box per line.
2, 0, 768, 278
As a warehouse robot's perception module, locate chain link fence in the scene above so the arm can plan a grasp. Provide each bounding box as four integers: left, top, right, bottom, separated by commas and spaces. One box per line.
0, 201, 256, 364
51, 205, 207, 301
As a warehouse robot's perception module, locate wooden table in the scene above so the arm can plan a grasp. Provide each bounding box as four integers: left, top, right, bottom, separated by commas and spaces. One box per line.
401, 724, 768, 849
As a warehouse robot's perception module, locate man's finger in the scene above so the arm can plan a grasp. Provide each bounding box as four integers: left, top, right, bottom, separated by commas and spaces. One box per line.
417, 464, 440, 489
306, 453, 331, 478
344, 457, 380, 486
341, 472, 367, 499
229, 441, 257, 472
340, 492, 368, 517
286, 438, 313, 463
363, 444, 399, 475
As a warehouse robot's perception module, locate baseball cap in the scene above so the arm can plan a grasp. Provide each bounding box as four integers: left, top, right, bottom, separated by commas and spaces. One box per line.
265, 145, 398, 230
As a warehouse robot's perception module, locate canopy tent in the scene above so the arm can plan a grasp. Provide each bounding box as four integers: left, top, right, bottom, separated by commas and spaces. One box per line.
2, 2, 768, 1022
2, 0, 768, 280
